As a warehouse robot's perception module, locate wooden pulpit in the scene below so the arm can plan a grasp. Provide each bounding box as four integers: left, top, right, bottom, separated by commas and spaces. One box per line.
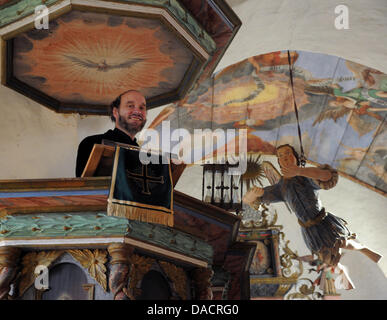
81, 142, 186, 188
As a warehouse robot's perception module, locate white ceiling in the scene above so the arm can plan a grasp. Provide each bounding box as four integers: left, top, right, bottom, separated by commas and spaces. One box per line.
219, 0, 387, 73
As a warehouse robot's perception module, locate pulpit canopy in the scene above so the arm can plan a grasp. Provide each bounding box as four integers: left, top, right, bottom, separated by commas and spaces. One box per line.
0, 0, 241, 114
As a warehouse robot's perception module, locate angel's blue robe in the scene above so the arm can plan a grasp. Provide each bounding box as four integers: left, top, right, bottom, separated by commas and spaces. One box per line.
261, 176, 350, 253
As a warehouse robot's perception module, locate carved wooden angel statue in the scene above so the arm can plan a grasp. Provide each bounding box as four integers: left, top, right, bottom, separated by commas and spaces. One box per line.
243, 144, 382, 289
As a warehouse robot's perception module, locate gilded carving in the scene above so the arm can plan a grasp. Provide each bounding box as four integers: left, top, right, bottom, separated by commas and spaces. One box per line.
279, 232, 303, 279
19, 249, 109, 296
67, 249, 108, 292
274, 284, 293, 297
19, 250, 64, 296
108, 243, 133, 265
0, 247, 21, 300
159, 261, 188, 300
250, 276, 297, 285
0, 247, 21, 267
285, 278, 323, 300
82, 284, 95, 300
127, 254, 155, 299
191, 268, 213, 300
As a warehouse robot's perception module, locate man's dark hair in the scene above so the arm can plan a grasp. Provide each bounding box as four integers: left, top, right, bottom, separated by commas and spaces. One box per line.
276, 144, 300, 166
108, 89, 143, 122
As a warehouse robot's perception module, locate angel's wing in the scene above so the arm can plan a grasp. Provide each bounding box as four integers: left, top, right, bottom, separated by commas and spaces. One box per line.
64, 55, 99, 68
262, 161, 281, 185
109, 58, 144, 69
312, 105, 351, 126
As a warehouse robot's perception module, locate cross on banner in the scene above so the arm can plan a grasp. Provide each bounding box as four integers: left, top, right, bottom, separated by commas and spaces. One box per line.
107, 145, 174, 227
126, 165, 164, 195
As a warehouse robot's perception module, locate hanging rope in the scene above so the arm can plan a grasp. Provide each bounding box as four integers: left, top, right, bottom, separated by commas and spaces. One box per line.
287, 50, 306, 167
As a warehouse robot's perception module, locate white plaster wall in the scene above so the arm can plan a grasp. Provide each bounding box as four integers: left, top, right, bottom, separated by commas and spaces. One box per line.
0, 84, 79, 179
220, 0, 387, 73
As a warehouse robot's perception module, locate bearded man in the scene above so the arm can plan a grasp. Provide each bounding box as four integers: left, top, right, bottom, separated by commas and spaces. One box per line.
75, 90, 147, 177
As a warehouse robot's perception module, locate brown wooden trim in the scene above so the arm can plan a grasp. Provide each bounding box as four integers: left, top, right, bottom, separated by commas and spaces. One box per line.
81, 145, 115, 178
211, 0, 243, 28
187, 0, 242, 81
228, 241, 256, 263
225, 241, 255, 300
0, 177, 111, 192
171, 163, 187, 187
0, 204, 107, 217
173, 190, 241, 226
0, 38, 6, 85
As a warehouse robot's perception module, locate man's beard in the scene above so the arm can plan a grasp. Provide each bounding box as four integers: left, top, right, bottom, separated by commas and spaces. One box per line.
118, 114, 146, 136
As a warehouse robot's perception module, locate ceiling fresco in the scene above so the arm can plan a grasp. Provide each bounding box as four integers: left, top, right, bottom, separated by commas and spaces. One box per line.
148, 50, 387, 195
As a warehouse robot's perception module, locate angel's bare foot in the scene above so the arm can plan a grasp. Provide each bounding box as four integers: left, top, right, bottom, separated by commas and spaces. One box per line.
360, 248, 382, 263
342, 239, 382, 263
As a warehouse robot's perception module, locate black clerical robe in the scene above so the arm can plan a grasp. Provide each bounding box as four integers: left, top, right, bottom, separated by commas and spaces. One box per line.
75, 128, 138, 177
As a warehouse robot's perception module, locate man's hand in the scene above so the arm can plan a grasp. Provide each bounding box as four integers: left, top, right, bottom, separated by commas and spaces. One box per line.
280, 163, 300, 178
243, 186, 264, 205
171, 157, 185, 165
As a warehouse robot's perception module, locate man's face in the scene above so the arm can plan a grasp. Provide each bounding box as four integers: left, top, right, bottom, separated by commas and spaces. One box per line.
113, 91, 147, 135
277, 146, 297, 168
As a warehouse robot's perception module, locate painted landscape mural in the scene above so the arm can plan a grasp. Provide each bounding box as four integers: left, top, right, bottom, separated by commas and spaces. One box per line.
149, 51, 387, 194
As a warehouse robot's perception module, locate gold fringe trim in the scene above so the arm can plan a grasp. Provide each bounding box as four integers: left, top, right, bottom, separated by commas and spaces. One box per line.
107, 202, 174, 227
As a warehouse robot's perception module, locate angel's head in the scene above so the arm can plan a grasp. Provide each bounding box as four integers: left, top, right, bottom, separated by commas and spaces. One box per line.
276, 144, 300, 168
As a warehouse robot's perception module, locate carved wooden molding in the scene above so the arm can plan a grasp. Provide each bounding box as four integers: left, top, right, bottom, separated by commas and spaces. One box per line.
108, 243, 134, 265
159, 261, 188, 300
19, 250, 65, 297
127, 254, 155, 299
0, 246, 21, 267
19, 249, 109, 297
191, 267, 214, 300
0, 246, 21, 300
107, 243, 134, 300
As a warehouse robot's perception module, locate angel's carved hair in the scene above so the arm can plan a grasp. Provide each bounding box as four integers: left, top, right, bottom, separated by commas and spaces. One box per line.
276, 144, 300, 167
109, 89, 144, 122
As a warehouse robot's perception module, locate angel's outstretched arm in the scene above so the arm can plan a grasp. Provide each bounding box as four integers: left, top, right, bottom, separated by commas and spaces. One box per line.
243, 183, 284, 210
280, 161, 331, 181
297, 166, 332, 181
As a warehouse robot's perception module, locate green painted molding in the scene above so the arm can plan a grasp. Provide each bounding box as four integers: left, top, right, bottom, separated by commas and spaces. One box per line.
0, 0, 59, 28
0, 212, 128, 237
0, 212, 213, 263
0, 0, 216, 54
121, 0, 216, 53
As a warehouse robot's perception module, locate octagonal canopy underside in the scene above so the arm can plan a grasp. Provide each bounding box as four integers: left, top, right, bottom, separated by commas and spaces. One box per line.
1, 1, 219, 113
